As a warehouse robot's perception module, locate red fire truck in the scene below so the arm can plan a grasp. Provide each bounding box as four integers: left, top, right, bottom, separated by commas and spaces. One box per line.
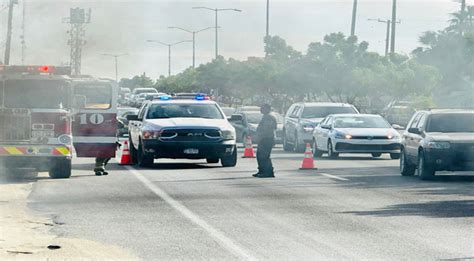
0, 65, 118, 178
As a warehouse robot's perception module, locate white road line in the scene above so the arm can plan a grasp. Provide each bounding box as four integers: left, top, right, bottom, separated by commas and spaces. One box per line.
321, 173, 349, 181
126, 166, 256, 261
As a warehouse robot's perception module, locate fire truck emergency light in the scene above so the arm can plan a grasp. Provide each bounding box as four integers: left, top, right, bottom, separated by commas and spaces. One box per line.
0, 65, 71, 75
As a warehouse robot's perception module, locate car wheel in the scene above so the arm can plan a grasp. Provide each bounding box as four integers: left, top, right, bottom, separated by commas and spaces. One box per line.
206, 158, 220, 164
400, 149, 416, 176
48, 158, 72, 179
221, 146, 237, 167
417, 150, 435, 180
312, 139, 323, 158
283, 133, 293, 151
129, 137, 138, 165
371, 153, 382, 158
390, 153, 401, 160
137, 141, 154, 168
294, 133, 306, 153
327, 140, 339, 159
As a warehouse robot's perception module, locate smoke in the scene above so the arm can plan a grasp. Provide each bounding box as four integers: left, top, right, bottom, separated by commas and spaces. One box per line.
0, 0, 463, 80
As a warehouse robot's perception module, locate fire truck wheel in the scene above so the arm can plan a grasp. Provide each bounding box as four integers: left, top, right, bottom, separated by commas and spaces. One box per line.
48, 158, 72, 179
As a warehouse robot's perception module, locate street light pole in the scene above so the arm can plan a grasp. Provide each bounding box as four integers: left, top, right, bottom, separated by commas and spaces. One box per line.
192, 7, 242, 59
368, 19, 400, 57
168, 26, 216, 68
266, 0, 270, 37
390, 0, 397, 54
101, 53, 129, 82
147, 40, 192, 77
350, 0, 358, 36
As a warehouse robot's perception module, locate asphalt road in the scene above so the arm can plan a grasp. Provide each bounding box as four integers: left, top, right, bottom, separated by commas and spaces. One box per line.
25, 147, 474, 260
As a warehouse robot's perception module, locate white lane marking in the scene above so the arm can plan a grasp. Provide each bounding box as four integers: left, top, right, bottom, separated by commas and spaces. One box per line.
321, 173, 349, 181
126, 166, 256, 260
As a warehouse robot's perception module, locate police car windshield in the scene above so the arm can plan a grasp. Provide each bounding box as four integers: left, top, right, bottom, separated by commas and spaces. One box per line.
2, 80, 70, 109
147, 103, 224, 119
302, 106, 357, 118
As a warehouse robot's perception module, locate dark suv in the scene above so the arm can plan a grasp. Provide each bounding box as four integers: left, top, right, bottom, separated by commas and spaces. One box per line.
400, 109, 474, 180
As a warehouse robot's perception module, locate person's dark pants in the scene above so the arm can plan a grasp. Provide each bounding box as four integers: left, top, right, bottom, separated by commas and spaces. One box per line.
257, 138, 275, 176
94, 157, 111, 172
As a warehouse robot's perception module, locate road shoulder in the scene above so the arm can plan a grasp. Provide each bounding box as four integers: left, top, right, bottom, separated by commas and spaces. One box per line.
0, 181, 137, 260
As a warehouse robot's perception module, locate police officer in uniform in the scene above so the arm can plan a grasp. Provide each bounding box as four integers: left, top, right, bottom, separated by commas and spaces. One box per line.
253, 104, 277, 178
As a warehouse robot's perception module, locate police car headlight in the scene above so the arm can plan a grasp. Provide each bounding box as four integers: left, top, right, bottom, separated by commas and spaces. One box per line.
58, 134, 72, 145
222, 130, 235, 140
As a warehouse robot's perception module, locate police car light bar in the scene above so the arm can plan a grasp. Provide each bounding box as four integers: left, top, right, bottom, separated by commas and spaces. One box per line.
0, 65, 71, 75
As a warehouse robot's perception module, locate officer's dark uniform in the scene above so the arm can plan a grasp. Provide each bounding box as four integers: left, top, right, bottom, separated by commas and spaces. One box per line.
255, 107, 277, 178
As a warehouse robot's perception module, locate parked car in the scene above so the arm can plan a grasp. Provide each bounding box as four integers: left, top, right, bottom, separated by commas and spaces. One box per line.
400, 109, 474, 180
118, 87, 131, 105
117, 107, 139, 137
229, 111, 284, 144
382, 105, 416, 128
283, 102, 359, 152
312, 114, 402, 159
130, 88, 158, 106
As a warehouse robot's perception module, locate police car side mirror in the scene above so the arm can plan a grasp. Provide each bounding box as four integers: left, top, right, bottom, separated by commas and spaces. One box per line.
408, 127, 421, 135
126, 114, 139, 121
73, 95, 86, 110
229, 114, 243, 122
321, 124, 331, 130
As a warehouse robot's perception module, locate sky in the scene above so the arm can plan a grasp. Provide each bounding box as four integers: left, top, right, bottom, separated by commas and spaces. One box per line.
0, 0, 471, 80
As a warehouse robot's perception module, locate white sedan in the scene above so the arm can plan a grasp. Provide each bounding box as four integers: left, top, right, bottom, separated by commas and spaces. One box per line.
312, 114, 402, 159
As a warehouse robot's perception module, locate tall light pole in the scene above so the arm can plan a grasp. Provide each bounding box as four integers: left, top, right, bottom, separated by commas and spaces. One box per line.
368, 19, 401, 57
168, 26, 217, 68
101, 53, 129, 82
147, 40, 192, 77
192, 7, 242, 59
350, 0, 358, 36
266, 0, 270, 37
390, 0, 397, 54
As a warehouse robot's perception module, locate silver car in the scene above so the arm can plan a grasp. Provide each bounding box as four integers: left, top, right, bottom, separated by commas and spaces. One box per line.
312, 114, 401, 159
283, 102, 358, 152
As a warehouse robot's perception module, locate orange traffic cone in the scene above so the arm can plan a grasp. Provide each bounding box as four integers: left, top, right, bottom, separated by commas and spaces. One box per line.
299, 143, 318, 170
242, 135, 256, 158
118, 140, 132, 165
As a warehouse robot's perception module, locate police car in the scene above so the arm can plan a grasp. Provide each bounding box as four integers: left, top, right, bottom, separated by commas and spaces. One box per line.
127, 94, 237, 167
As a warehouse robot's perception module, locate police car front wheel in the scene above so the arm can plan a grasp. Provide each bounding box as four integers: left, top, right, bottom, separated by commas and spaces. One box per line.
221, 146, 237, 167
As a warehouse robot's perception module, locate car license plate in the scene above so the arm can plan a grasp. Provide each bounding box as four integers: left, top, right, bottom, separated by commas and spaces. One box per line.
184, 148, 199, 154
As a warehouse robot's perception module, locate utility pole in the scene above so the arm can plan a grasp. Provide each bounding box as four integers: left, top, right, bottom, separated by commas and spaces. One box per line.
368, 19, 400, 57
390, 0, 397, 55
266, 0, 270, 37
168, 26, 216, 68
101, 53, 128, 82
21, 0, 26, 64
192, 7, 242, 59
147, 40, 192, 77
4, 0, 17, 65
64, 8, 91, 76
350, 0, 358, 36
